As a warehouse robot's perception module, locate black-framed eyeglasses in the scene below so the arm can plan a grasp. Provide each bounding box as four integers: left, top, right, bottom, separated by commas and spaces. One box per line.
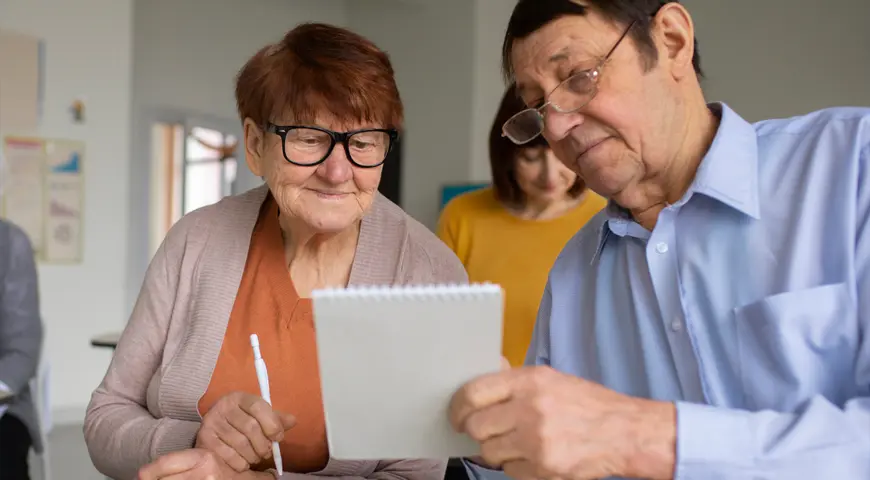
502, 21, 636, 145
266, 124, 399, 168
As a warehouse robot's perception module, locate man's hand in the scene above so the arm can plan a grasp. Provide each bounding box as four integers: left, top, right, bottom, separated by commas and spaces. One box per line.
449, 365, 677, 480
196, 391, 296, 472
137, 448, 272, 479
465, 356, 511, 468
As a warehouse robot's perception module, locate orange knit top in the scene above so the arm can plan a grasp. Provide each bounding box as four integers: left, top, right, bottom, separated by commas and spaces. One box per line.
198, 196, 328, 473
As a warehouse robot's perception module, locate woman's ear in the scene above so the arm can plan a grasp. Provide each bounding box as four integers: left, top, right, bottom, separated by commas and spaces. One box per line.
244, 118, 266, 176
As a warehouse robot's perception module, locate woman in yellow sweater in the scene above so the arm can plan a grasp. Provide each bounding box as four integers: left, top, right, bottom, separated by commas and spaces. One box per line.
437, 84, 606, 366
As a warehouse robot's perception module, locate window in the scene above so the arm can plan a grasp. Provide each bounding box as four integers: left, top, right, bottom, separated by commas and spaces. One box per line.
184, 127, 238, 213
149, 122, 238, 256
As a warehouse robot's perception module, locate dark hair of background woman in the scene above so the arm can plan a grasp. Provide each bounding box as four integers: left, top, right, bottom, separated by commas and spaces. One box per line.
489, 84, 585, 206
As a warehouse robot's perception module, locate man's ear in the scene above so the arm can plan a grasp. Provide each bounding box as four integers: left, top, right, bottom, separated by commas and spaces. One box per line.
244, 118, 265, 177
653, 2, 696, 80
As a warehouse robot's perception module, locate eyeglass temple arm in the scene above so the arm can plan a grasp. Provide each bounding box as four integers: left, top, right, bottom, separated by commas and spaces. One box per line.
603, 20, 636, 61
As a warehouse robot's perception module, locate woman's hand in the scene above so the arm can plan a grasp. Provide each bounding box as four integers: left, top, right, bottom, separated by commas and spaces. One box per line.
137, 448, 237, 479
195, 391, 296, 472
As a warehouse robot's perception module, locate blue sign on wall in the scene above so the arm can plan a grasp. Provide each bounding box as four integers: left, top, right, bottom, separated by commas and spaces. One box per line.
439, 183, 489, 209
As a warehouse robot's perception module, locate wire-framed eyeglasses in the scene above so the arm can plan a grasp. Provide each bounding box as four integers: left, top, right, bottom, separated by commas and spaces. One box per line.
502, 21, 636, 145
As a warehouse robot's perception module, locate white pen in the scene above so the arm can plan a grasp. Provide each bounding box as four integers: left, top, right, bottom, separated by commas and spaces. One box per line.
250, 334, 284, 478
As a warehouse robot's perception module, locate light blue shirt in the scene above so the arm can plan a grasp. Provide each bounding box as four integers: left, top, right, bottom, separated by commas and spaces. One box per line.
467, 103, 870, 479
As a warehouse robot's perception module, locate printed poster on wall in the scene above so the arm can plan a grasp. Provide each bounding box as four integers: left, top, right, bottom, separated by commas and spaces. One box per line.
1, 137, 46, 255
0, 136, 84, 263
43, 139, 84, 263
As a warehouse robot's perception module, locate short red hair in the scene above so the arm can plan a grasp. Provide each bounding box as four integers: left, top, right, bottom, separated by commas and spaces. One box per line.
235, 23, 403, 131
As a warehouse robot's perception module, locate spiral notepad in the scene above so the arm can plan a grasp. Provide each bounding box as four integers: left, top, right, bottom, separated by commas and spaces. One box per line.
311, 283, 504, 460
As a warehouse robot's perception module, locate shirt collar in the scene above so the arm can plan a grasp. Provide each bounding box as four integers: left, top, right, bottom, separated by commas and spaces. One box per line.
689, 102, 761, 219
592, 102, 760, 263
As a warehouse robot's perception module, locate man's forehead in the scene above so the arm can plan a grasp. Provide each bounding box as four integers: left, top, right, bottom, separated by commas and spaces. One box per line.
511, 16, 606, 94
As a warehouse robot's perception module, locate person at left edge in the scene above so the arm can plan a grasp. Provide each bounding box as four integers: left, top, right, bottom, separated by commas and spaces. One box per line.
0, 219, 44, 480
83, 22, 467, 480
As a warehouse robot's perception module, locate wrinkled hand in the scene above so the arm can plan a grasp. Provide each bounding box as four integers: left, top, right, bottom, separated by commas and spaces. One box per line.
196, 391, 296, 472
137, 448, 237, 480
449, 365, 677, 480
500, 356, 510, 370
465, 356, 511, 467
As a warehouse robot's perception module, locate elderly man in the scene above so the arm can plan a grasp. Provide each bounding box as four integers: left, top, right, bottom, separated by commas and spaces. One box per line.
0, 218, 43, 479
449, 1, 870, 479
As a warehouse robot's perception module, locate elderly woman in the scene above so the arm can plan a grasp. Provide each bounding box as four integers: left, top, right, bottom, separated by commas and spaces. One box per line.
437, 84, 605, 367
84, 23, 465, 480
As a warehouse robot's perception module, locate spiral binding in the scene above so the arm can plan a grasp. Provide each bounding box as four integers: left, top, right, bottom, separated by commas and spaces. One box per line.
311, 282, 502, 303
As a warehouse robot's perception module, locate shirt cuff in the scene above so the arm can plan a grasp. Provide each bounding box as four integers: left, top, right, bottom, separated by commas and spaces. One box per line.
462, 459, 510, 480
675, 402, 756, 478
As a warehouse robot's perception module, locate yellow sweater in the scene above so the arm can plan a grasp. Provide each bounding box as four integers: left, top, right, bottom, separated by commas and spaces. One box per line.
437, 187, 606, 366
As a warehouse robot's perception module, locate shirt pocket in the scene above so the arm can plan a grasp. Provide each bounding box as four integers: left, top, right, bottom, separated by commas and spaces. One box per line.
732, 282, 856, 411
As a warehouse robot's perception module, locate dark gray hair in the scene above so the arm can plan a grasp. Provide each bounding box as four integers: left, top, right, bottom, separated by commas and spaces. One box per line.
501, 0, 703, 81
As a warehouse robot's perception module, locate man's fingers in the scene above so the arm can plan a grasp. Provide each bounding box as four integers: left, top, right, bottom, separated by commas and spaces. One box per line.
225, 406, 273, 461
449, 371, 516, 432
501, 357, 511, 371
501, 459, 541, 480
158, 472, 199, 480
240, 395, 286, 442
464, 401, 517, 442
479, 432, 525, 470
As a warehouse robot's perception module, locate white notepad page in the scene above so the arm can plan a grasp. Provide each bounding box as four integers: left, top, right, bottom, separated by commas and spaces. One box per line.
311, 283, 504, 460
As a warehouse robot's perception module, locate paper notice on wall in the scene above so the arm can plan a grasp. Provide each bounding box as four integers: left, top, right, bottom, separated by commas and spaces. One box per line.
0, 29, 43, 133
1, 137, 45, 255
0, 137, 85, 263
43, 139, 84, 263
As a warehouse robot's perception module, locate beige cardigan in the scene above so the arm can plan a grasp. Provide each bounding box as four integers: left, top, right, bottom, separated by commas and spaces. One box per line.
84, 185, 468, 480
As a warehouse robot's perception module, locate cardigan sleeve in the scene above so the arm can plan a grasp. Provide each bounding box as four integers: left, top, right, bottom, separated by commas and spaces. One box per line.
276, 459, 446, 480
402, 215, 469, 286
83, 229, 201, 480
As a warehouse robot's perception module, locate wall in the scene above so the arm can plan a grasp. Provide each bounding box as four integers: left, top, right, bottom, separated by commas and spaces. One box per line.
123, 0, 870, 290
466, 0, 870, 183
468, 0, 516, 182
348, 0, 476, 228
684, 0, 870, 121
0, 0, 134, 421
126, 0, 348, 321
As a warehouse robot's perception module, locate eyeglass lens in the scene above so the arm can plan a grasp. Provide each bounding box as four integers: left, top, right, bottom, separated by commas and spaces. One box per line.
285, 128, 390, 166
551, 73, 598, 111
503, 72, 598, 144
503, 110, 545, 145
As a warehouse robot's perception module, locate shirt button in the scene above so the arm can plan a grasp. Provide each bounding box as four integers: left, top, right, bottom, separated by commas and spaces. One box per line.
655, 242, 669, 254
670, 318, 683, 332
